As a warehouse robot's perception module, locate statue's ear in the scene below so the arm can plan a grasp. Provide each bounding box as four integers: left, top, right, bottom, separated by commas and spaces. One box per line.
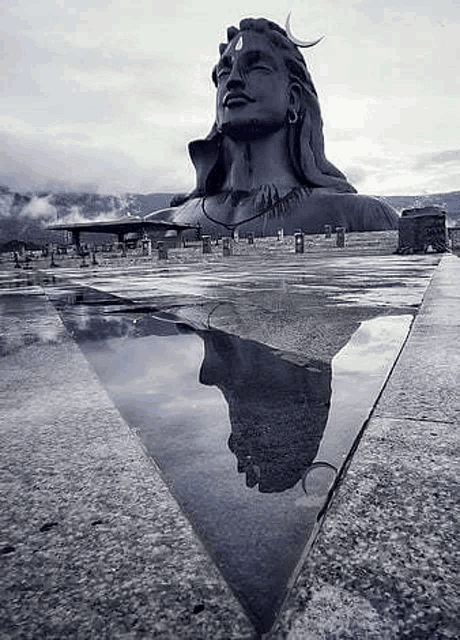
188, 125, 221, 194
289, 82, 302, 114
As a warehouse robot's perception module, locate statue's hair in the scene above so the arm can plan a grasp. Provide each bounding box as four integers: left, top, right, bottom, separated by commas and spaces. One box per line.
182, 17, 356, 202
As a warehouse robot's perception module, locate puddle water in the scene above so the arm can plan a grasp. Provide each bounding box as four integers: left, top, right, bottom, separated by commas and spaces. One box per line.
1, 276, 412, 633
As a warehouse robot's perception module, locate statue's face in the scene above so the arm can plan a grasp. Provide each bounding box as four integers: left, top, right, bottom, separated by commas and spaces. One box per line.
215, 31, 291, 139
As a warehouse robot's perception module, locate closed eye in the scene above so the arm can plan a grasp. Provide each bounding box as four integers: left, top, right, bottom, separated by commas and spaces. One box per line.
249, 65, 272, 73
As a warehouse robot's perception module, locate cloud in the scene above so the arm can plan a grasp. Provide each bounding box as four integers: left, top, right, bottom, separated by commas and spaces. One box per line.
343, 166, 367, 185
20, 194, 57, 220
2, 0, 460, 196
0, 128, 194, 194
414, 149, 460, 170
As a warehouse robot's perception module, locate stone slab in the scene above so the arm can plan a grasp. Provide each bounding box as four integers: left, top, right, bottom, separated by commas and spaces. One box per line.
0, 290, 254, 640
275, 416, 459, 639
374, 325, 460, 423
375, 255, 460, 423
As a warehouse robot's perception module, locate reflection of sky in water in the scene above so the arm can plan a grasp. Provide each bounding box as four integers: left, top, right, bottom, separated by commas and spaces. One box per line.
52, 292, 325, 632
317, 315, 412, 466
64, 299, 412, 632
334, 315, 412, 373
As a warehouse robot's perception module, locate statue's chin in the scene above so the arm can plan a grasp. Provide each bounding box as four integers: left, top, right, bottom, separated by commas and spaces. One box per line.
220, 119, 284, 141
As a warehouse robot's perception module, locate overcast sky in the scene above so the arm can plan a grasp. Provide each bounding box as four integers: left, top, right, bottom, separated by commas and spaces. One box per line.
1, 0, 459, 196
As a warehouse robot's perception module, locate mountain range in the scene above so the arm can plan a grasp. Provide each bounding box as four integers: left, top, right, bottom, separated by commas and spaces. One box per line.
0, 184, 459, 249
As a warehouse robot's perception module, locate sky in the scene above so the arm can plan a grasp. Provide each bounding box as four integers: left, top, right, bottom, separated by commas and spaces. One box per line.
1, 0, 459, 197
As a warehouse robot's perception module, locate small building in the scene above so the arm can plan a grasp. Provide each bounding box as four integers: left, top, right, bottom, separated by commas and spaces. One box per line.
396, 206, 448, 254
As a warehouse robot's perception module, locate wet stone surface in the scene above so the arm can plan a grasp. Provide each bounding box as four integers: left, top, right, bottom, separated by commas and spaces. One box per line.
41, 282, 411, 631
0, 243, 454, 638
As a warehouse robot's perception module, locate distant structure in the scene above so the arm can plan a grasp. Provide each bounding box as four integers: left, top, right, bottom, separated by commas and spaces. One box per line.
47, 211, 195, 251
396, 206, 448, 254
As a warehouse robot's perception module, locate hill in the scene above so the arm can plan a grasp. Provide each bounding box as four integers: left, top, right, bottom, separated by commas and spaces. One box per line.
380, 192, 460, 224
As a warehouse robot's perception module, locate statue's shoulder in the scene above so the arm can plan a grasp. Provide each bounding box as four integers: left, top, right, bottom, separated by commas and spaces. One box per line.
305, 190, 399, 232
144, 200, 201, 223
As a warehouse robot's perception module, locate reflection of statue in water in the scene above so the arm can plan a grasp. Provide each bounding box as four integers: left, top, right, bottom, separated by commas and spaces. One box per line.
149, 17, 398, 236
198, 330, 332, 492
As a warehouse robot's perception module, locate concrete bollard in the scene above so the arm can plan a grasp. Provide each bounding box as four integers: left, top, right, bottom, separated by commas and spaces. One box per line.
157, 241, 168, 260
247, 232, 254, 245
277, 228, 284, 241
222, 237, 232, 257
294, 232, 305, 254
336, 227, 346, 248
324, 225, 332, 238
91, 252, 99, 266
232, 229, 239, 242
202, 235, 212, 254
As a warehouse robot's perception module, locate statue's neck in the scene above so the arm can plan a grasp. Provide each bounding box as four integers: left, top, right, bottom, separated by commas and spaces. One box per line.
221, 129, 300, 193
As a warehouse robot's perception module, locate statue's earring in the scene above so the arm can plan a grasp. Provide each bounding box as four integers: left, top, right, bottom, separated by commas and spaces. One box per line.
288, 109, 298, 125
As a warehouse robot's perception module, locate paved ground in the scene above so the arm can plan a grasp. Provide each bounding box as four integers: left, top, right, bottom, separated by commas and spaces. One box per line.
0, 232, 458, 639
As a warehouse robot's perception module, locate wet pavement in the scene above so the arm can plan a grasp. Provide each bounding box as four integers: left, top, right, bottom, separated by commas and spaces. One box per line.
0, 234, 458, 639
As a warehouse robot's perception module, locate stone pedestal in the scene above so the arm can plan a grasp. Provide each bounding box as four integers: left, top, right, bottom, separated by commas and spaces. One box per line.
397, 206, 447, 254
202, 236, 212, 254
294, 232, 304, 254
336, 227, 345, 248
222, 237, 232, 257
142, 238, 152, 256
157, 241, 168, 260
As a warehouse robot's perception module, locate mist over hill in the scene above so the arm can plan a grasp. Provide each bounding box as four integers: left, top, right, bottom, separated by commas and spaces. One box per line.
0, 186, 176, 247
0, 183, 459, 249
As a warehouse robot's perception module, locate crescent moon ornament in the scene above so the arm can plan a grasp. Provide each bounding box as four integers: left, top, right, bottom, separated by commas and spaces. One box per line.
285, 12, 324, 48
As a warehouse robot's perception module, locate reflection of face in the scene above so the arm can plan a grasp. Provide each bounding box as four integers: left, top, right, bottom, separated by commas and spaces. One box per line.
215, 31, 291, 138
199, 330, 331, 492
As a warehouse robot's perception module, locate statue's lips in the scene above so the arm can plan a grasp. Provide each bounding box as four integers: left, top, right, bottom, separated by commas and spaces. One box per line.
223, 93, 255, 108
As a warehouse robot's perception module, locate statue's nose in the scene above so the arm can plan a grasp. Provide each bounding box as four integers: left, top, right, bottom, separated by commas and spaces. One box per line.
226, 65, 245, 89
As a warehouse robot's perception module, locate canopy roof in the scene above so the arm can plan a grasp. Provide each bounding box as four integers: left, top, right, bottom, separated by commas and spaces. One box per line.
48, 212, 195, 235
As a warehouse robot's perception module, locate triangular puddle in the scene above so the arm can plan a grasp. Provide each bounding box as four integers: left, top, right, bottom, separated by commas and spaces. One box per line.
45, 281, 412, 634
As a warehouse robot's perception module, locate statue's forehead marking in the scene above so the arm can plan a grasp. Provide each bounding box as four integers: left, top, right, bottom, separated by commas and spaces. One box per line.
235, 34, 243, 51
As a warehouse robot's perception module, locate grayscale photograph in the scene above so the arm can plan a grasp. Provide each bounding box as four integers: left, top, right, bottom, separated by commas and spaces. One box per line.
0, 1, 458, 638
